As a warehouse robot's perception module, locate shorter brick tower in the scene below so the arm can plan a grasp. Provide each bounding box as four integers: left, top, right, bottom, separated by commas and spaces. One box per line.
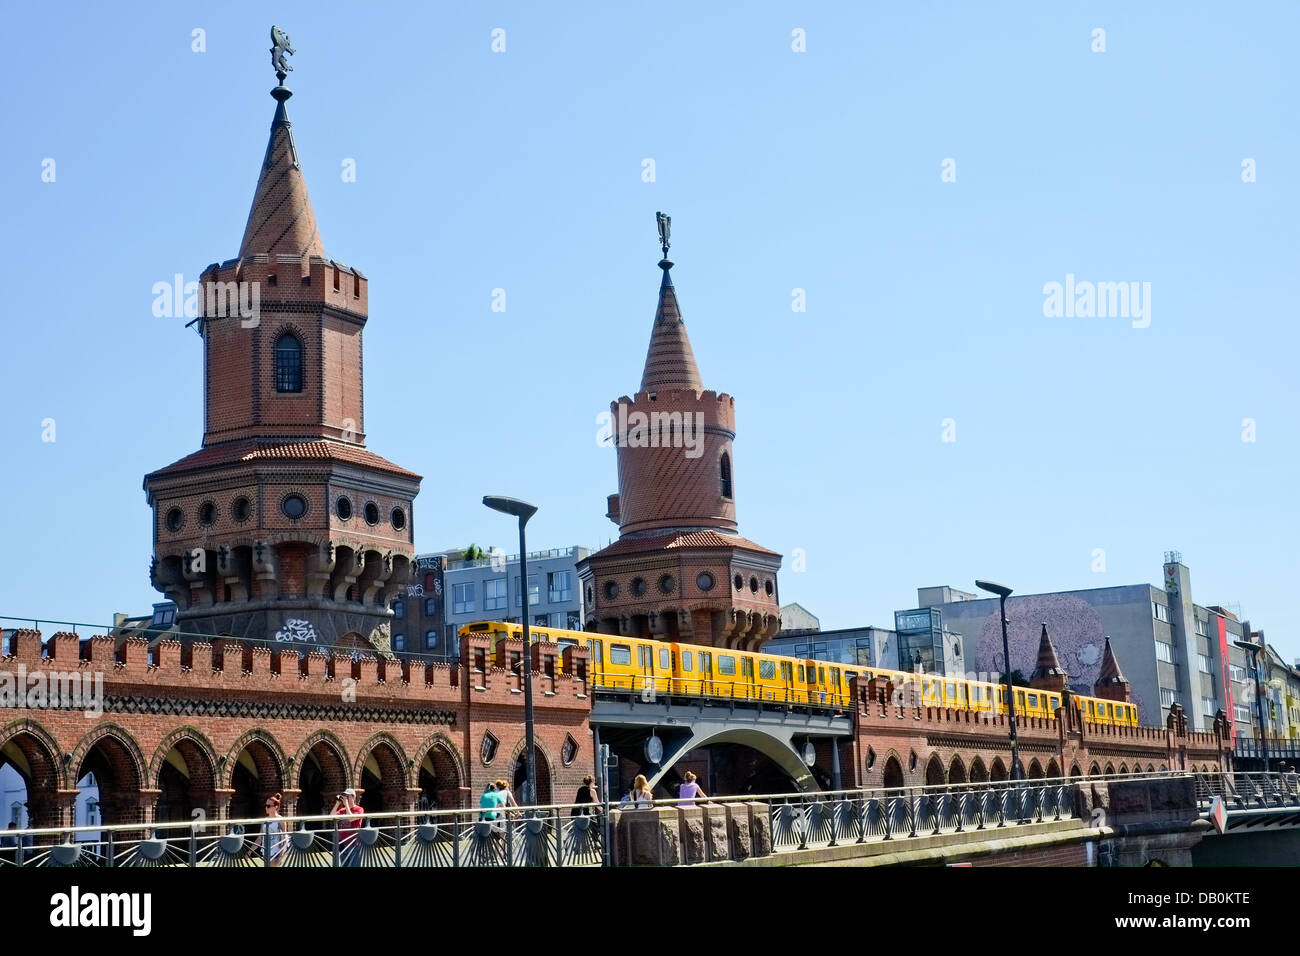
1092, 636, 1133, 703
577, 217, 781, 649
144, 64, 419, 655
1029, 623, 1068, 693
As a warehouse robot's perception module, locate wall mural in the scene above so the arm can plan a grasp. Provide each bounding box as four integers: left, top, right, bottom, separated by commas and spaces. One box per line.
972, 593, 1148, 723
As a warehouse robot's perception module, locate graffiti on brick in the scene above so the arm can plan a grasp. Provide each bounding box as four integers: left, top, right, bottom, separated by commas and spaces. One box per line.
274, 618, 319, 644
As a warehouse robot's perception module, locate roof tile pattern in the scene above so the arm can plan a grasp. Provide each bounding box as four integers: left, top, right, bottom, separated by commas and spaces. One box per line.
588, 529, 778, 560
239, 92, 325, 259
1096, 636, 1129, 685
639, 264, 702, 391
146, 439, 420, 481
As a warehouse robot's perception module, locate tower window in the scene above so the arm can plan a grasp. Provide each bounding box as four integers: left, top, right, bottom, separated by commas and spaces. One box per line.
274, 333, 304, 393
720, 453, 733, 499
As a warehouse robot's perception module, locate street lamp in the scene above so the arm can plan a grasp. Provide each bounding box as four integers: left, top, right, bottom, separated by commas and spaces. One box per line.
484, 495, 539, 805
976, 580, 1021, 782
1234, 639, 1270, 773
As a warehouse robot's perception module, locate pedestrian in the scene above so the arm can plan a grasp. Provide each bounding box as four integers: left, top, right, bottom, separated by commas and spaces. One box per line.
331, 788, 364, 867
677, 771, 707, 808
495, 779, 520, 817
261, 793, 287, 867
479, 781, 501, 821
621, 774, 654, 809
571, 775, 600, 816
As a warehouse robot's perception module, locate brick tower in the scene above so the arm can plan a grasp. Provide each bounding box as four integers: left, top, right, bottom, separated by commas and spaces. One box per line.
144, 58, 420, 655
1029, 622, 1068, 693
1092, 636, 1133, 703
577, 215, 781, 649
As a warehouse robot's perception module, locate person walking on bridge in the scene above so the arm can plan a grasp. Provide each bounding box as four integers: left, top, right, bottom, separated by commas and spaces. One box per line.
621, 774, 654, 809
677, 771, 707, 808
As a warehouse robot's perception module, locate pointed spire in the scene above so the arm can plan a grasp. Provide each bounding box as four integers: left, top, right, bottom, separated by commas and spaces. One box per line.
238, 80, 325, 259
1096, 635, 1128, 686
1030, 622, 1068, 691
639, 214, 702, 392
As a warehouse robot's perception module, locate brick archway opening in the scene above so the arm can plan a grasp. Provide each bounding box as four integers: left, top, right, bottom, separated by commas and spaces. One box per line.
76, 735, 142, 828
298, 740, 349, 824
229, 738, 284, 823
990, 758, 1008, 782
969, 756, 988, 783
513, 745, 552, 805
882, 755, 904, 790
947, 756, 967, 784
0, 730, 62, 830
1028, 759, 1044, 780
418, 743, 462, 810
155, 738, 218, 824
1070, 762, 1082, 778
358, 740, 405, 814
924, 754, 945, 787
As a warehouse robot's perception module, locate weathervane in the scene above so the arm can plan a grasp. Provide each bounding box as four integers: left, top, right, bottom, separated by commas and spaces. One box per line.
270, 25, 296, 83
656, 211, 671, 259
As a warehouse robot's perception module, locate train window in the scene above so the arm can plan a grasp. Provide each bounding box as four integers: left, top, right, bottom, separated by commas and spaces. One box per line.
780, 662, 792, 682
818, 667, 826, 684
682, 650, 693, 671
1027, 693, 1039, 707
718, 655, 736, 676
660, 648, 671, 670
587, 639, 603, 663
701, 654, 712, 673
760, 660, 775, 680
742, 658, 754, 677
1050, 696, 1060, 710
1087, 701, 1095, 715
845, 670, 857, 682
798, 665, 805, 682
945, 682, 957, 698
610, 644, 632, 666
1016, 692, 1026, 707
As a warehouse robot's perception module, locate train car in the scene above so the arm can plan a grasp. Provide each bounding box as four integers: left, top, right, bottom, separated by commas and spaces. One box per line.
1075, 696, 1138, 727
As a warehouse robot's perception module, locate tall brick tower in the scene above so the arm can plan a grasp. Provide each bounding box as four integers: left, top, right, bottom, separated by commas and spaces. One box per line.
577, 216, 781, 649
144, 50, 420, 655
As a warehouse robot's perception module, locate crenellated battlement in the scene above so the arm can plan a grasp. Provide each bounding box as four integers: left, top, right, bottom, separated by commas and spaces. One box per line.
199, 254, 367, 319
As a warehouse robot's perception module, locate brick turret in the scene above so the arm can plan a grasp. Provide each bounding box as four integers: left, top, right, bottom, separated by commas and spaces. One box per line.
1030, 622, 1068, 692
1093, 636, 1133, 703
143, 71, 420, 655
578, 219, 781, 649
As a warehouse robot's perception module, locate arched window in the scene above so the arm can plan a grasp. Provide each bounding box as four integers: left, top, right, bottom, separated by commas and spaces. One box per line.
720, 453, 733, 499
274, 332, 303, 393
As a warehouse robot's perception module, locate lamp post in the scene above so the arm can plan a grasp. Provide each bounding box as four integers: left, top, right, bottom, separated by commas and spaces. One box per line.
484, 495, 539, 805
1234, 639, 1270, 773
976, 580, 1021, 781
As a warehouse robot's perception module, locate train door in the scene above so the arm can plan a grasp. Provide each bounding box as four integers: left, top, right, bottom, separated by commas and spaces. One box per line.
779, 660, 796, 703
741, 657, 756, 700
636, 644, 655, 698
699, 651, 714, 697
814, 663, 828, 706
829, 667, 842, 706
672, 644, 691, 695
657, 645, 672, 696
587, 639, 604, 688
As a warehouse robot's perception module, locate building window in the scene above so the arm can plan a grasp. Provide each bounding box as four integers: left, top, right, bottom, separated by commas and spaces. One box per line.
392, 600, 405, 618
392, 633, 406, 652
1202, 697, 1216, 717
425, 630, 438, 650
547, 571, 572, 603
424, 597, 437, 616
566, 611, 582, 630
696, 572, 715, 592
1229, 664, 1246, 684
1160, 687, 1177, 708
515, 575, 539, 607
231, 497, 251, 522
281, 494, 307, 519
1155, 641, 1175, 664
1235, 705, 1253, 724
534, 614, 548, 627
1195, 618, 1208, 637
363, 502, 380, 525
720, 453, 732, 499
198, 502, 216, 526
390, 507, 406, 531
165, 507, 184, 533
274, 332, 304, 393
1152, 602, 1170, 623
484, 577, 507, 611
1197, 653, 1212, 674
335, 496, 353, 520
604, 581, 619, 600
452, 583, 475, 615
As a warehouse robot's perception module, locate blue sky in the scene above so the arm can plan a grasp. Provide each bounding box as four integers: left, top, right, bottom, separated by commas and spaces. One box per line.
2, 3, 1297, 659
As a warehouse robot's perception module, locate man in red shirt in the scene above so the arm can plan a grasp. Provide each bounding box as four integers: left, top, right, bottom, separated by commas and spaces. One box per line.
332, 788, 364, 866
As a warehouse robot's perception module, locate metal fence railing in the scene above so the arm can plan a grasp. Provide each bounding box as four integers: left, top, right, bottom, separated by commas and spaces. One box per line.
1193, 771, 1300, 811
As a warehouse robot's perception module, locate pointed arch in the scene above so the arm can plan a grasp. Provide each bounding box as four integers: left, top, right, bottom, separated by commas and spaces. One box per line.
968, 756, 988, 783
149, 727, 220, 823
947, 755, 967, 784
507, 736, 555, 805
1089, 762, 1101, 776
274, 329, 304, 393
1070, 762, 1082, 778
1046, 758, 1061, 779
925, 753, 946, 786
881, 753, 905, 790
69, 724, 148, 827
355, 733, 408, 814
1027, 758, 1044, 780
414, 732, 466, 810
1104, 762, 1115, 775
990, 757, 1008, 782
0, 719, 65, 828
720, 452, 733, 499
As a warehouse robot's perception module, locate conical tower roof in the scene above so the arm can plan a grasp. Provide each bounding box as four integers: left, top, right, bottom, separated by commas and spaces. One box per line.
239, 83, 325, 259
1031, 623, 1066, 679
1096, 636, 1129, 686
640, 259, 703, 392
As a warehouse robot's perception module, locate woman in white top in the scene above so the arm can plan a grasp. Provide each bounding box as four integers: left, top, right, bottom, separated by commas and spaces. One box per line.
621, 774, 654, 809
677, 771, 707, 808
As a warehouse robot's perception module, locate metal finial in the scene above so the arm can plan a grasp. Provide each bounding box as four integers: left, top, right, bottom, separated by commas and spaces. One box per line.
656, 211, 671, 259
270, 25, 296, 84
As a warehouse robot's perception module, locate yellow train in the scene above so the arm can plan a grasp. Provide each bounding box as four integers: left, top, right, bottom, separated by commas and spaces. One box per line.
457, 621, 1139, 727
